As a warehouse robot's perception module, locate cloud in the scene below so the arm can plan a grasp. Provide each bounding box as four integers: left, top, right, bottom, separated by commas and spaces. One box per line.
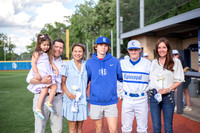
0, 0, 79, 54
0, 0, 73, 28
0, 0, 31, 27
31, 1, 73, 29
0, 0, 14, 18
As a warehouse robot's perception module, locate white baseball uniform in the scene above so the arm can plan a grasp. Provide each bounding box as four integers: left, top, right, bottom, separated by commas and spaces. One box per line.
120, 57, 151, 133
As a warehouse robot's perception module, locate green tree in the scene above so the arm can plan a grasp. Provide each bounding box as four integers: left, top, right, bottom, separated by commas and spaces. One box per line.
0, 33, 17, 61
149, 0, 200, 25
40, 22, 68, 59
40, 22, 68, 42
95, 0, 117, 55
6, 53, 19, 61
26, 22, 68, 59
19, 52, 32, 60
120, 0, 139, 33
68, 0, 117, 57
120, 0, 200, 29
68, 0, 97, 58
26, 38, 36, 55
0, 33, 7, 60
26, 0, 118, 58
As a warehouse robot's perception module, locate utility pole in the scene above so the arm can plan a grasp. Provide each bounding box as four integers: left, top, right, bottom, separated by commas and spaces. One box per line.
111, 30, 113, 56
116, 0, 120, 58
140, 0, 144, 28
198, 28, 200, 72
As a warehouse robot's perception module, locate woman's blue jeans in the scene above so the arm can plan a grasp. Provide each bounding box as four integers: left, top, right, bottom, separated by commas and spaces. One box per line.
149, 89, 175, 133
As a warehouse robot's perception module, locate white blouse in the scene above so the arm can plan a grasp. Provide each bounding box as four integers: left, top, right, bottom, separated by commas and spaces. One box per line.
149, 57, 184, 90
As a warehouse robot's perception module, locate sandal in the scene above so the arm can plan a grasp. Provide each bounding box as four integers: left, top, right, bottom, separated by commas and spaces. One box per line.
33, 107, 44, 120
44, 101, 54, 113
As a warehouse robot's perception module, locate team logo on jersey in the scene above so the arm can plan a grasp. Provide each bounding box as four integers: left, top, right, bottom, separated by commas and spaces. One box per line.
98, 68, 107, 76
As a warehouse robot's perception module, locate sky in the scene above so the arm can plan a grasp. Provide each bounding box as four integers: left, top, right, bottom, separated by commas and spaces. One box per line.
0, 0, 98, 55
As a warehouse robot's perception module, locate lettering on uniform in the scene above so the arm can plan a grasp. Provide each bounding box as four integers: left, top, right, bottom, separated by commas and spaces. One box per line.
122, 72, 149, 84
124, 74, 142, 80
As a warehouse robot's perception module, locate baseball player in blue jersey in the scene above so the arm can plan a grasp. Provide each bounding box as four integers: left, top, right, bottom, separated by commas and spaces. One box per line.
120, 40, 151, 133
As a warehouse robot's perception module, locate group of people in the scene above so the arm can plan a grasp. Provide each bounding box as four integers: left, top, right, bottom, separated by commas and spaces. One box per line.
26, 34, 185, 133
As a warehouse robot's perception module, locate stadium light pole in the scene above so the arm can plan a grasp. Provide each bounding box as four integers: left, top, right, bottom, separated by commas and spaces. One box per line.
116, 0, 120, 59
66, 29, 69, 60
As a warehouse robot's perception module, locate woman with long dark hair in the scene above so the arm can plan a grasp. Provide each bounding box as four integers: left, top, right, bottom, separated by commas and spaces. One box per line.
149, 37, 184, 133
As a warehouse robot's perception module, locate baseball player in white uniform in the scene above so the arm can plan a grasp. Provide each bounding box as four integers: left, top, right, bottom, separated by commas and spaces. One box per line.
120, 40, 151, 133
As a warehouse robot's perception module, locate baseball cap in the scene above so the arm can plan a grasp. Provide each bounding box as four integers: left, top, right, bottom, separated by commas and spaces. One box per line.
127, 40, 141, 49
172, 50, 179, 55
143, 53, 149, 57
95, 36, 110, 45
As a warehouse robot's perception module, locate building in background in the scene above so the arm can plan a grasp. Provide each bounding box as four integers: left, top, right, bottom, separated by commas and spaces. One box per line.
119, 0, 200, 71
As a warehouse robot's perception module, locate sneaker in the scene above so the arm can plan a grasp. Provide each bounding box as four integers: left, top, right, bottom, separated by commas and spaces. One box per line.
174, 106, 177, 112
183, 106, 192, 111
33, 107, 44, 120
44, 101, 54, 113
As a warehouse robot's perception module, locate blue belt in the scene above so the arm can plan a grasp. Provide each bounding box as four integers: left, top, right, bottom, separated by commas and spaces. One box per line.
125, 91, 145, 97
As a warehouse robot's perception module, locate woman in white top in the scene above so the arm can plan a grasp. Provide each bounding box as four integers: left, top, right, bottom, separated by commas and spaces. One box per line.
149, 37, 184, 133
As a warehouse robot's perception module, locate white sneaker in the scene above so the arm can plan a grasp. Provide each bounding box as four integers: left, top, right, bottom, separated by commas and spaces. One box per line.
174, 106, 177, 112
183, 106, 192, 111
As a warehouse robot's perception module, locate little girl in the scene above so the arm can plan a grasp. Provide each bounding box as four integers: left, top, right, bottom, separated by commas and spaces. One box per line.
27, 34, 60, 120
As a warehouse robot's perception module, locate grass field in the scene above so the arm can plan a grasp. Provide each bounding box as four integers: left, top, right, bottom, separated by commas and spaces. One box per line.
0, 71, 69, 133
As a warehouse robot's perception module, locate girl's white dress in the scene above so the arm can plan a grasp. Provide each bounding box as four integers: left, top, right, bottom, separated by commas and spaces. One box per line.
27, 52, 61, 93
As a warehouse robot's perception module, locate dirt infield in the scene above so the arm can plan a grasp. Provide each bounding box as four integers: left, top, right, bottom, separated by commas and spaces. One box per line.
83, 100, 200, 133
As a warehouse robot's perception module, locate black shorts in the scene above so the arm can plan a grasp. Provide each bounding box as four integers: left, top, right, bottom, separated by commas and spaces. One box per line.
183, 76, 191, 89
